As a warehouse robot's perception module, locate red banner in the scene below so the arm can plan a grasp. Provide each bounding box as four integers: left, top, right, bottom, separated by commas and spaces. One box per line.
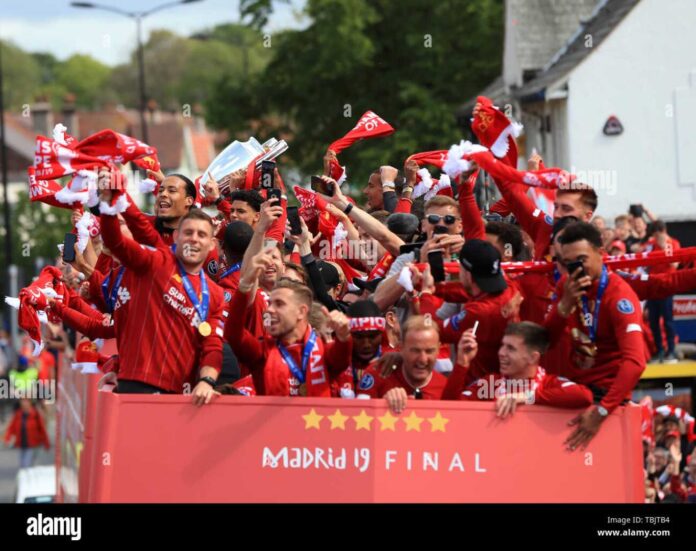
673, 295, 696, 320
82, 392, 643, 503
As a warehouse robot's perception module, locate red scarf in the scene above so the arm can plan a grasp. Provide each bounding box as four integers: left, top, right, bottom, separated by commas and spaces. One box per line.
421, 246, 696, 276
327, 110, 395, 183
17, 266, 66, 355
368, 253, 394, 280
264, 326, 331, 397
471, 96, 522, 168
33, 128, 159, 177
406, 150, 448, 169
464, 149, 574, 191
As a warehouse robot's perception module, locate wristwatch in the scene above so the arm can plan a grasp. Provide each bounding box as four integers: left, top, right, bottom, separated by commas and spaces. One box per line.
596, 405, 609, 417
199, 376, 217, 388
343, 203, 354, 215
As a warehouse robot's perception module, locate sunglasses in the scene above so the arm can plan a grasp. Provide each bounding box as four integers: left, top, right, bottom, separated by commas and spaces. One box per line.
427, 214, 458, 225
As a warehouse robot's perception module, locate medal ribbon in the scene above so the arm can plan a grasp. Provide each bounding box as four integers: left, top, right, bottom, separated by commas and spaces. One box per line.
580, 265, 608, 342
177, 260, 210, 323
277, 329, 317, 385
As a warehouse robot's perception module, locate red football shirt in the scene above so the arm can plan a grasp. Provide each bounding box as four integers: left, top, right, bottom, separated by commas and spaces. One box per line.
544, 270, 645, 412
101, 213, 225, 392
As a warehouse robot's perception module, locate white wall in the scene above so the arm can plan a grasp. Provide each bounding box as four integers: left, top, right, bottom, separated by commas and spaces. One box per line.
566, 0, 696, 221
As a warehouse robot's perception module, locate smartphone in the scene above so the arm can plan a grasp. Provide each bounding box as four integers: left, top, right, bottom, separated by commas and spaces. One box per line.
260, 160, 276, 189
428, 250, 446, 283
267, 188, 282, 206
566, 260, 590, 288
399, 242, 425, 255
63, 233, 77, 263
287, 206, 302, 235
310, 175, 334, 197
628, 204, 644, 218
433, 225, 449, 235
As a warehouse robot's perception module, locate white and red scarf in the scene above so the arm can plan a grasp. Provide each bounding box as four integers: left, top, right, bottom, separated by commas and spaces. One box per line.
327, 110, 395, 184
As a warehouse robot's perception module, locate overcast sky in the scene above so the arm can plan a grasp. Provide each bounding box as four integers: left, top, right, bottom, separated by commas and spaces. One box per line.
0, 0, 307, 65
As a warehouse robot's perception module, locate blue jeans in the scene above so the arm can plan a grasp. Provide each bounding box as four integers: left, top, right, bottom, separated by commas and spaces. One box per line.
19, 448, 35, 469
647, 297, 675, 354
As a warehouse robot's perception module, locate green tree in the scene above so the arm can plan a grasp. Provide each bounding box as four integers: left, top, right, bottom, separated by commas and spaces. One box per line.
0, 40, 42, 111
0, 191, 73, 284
207, 0, 504, 187
55, 54, 112, 109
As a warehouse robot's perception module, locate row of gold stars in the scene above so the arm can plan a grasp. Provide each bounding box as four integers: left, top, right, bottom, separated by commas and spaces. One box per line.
301, 409, 449, 432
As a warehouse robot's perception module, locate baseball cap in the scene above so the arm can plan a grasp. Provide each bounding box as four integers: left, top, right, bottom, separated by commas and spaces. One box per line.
387, 213, 420, 240
316, 260, 340, 288
459, 239, 507, 294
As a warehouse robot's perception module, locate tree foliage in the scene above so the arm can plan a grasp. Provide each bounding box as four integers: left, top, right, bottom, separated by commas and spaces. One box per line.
206, 0, 504, 186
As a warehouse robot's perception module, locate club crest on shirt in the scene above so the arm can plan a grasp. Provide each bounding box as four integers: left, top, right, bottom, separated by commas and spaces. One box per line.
224, 291, 232, 303
617, 299, 634, 314
207, 259, 219, 276
358, 374, 375, 391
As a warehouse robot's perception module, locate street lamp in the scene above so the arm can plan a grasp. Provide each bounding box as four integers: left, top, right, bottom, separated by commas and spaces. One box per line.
71, 0, 204, 144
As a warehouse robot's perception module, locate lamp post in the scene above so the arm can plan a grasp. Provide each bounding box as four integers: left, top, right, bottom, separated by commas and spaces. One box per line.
71, 0, 204, 144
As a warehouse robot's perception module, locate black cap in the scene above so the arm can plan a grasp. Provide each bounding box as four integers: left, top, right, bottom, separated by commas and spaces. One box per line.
387, 213, 420, 240
459, 239, 507, 294
316, 260, 340, 288
223, 221, 253, 256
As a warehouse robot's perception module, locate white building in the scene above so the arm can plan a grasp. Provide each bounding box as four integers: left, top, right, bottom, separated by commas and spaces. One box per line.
461, 0, 696, 223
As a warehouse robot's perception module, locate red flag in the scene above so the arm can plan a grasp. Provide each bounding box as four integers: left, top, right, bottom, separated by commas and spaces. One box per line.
327, 111, 395, 183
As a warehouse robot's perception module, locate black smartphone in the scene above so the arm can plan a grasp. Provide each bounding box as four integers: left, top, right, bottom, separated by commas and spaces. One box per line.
310, 175, 334, 197
628, 204, 644, 218
399, 242, 425, 255
63, 232, 77, 263
287, 206, 302, 235
433, 225, 449, 235
267, 188, 282, 206
566, 260, 590, 288
260, 160, 276, 189
428, 250, 446, 283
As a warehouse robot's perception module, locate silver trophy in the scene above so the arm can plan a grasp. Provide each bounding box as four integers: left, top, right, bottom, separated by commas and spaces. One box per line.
200, 137, 288, 196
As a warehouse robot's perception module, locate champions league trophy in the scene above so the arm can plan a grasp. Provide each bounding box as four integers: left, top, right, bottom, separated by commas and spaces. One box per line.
200, 137, 288, 195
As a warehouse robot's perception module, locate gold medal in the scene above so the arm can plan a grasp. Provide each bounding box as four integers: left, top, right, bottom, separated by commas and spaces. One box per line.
298, 383, 307, 396
198, 321, 212, 337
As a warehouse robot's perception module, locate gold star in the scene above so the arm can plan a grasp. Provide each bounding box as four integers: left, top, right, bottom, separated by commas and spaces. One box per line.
353, 410, 374, 431
403, 411, 424, 432
327, 409, 349, 430
377, 411, 399, 431
427, 412, 449, 432
302, 408, 324, 430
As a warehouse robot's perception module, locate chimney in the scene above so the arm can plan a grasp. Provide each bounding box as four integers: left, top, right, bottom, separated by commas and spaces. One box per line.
31, 100, 54, 137
62, 93, 79, 138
